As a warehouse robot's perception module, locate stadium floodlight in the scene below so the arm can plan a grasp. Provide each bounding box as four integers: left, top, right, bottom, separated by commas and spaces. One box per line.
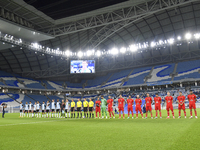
159, 40, 164, 45
77, 51, 83, 57
86, 50, 93, 56
120, 47, 126, 53
65, 50, 71, 56
168, 38, 174, 44
194, 33, 200, 39
138, 43, 142, 49
32, 43, 39, 49
177, 36, 181, 40
185, 33, 192, 40
96, 50, 101, 57
143, 43, 148, 48
150, 42, 156, 47
110, 48, 118, 55
129, 44, 138, 52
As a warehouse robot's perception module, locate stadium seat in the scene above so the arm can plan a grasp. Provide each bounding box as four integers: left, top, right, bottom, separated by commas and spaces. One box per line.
147, 64, 175, 83
124, 67, 152, 86
174, 60, 200, 81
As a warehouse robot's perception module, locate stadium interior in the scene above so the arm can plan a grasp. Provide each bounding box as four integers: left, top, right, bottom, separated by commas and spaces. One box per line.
1, 1, 200, 150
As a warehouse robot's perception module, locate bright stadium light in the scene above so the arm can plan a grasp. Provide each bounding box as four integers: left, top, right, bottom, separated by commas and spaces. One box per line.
86, 50, 93, 56
32, 43, 39, 49
120, 47, 126, 53
110, 48, 118, 55
159, 40, 164, 45
129, 44, 138, 52
65, 50, 71, 56
96, 50, 101, 57
185, 33, 192, 40
168, 38, 174, 44
150, 42, 156, 47
143, 42, 148, 48
194, 33, 200, 39
77, 51, 83, 57
177, 36, 181, 40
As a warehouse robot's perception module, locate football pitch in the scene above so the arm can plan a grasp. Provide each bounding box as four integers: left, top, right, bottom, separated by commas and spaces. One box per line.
0, 109, 200, 150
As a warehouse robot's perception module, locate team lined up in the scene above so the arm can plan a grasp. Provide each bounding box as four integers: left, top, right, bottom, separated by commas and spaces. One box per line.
19, 90, 198, 119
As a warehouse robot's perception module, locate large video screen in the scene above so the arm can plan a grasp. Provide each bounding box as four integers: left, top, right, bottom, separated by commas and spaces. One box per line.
70, 60, 95, 74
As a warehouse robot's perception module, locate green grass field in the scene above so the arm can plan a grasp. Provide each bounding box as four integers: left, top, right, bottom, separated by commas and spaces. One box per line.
0, 109, 200, 150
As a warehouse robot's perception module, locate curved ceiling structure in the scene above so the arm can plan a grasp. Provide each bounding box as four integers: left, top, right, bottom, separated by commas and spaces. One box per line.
0, 0, 200, 80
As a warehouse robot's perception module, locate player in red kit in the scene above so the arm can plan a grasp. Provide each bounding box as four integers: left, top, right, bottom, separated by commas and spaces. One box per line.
118, 95, 125, 119
135, 95, 143, 119
188, 90, 198, 119
95, 98, 101, 119
127, 96, 134, 119
165, 92, 175, 119
177, 91, 186, 118
145, 93, 153, 119
107, 96, 115, 119
154, 93, 162, 119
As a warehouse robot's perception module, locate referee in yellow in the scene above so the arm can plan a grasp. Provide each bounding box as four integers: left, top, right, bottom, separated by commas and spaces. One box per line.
83, 98, 89, 118
76, 99, 82, 118
70, 99, 75, 118
89, 98, 94, 118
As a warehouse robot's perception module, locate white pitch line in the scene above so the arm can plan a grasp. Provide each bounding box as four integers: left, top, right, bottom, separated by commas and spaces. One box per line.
0, 119, 76, 127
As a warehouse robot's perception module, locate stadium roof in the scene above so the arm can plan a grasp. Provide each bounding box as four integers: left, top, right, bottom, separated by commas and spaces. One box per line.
24, 0, 129, 20
0, 0, 200, 80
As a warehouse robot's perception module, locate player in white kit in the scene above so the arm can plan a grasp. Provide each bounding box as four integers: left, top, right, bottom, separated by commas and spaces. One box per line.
41, 101, 46, 118
24, 102, 29, 117
33, 102, 37, 118
46, 101, 50, 118
65, 99, 70, 118
56, 99, 61, 118
19, 101, 23, 117
51, 99, 56, 118
29, 101, 33, 117
36, 101, 41, 118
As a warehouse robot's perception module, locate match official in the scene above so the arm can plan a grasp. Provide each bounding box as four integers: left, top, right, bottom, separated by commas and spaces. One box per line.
1, 103, 7, 118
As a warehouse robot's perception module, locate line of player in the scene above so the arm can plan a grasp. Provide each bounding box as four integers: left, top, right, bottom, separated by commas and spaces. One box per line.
20, 98, 95, 118
114, 90, 197, 119
19, 90, 198, 119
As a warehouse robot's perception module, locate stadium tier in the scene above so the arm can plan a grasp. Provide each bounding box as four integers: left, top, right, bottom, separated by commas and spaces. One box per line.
146, 63, 175, 83
0, 59, 200, 90
65, 80, 86, 89
174, 59, 200, 80
85, 73, 112, 88
124, 66, 152, 86
0, 93, 24, 107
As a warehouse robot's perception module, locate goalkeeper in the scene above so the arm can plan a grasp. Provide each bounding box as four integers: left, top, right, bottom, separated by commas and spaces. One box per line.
101, 95, 108, 119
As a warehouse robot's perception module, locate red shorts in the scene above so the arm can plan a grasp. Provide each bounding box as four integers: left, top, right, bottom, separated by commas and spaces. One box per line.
155, 105, 161, 111
146, 105, 152, 111
189, 103, 196, 109
166, 104, 173, 111
135, 106, 141, 112
178, 104, 185, 110
118, 106, 124, 112
108, 107, 113, 112
96, 107, 101, 113
127, 107, 133, 112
